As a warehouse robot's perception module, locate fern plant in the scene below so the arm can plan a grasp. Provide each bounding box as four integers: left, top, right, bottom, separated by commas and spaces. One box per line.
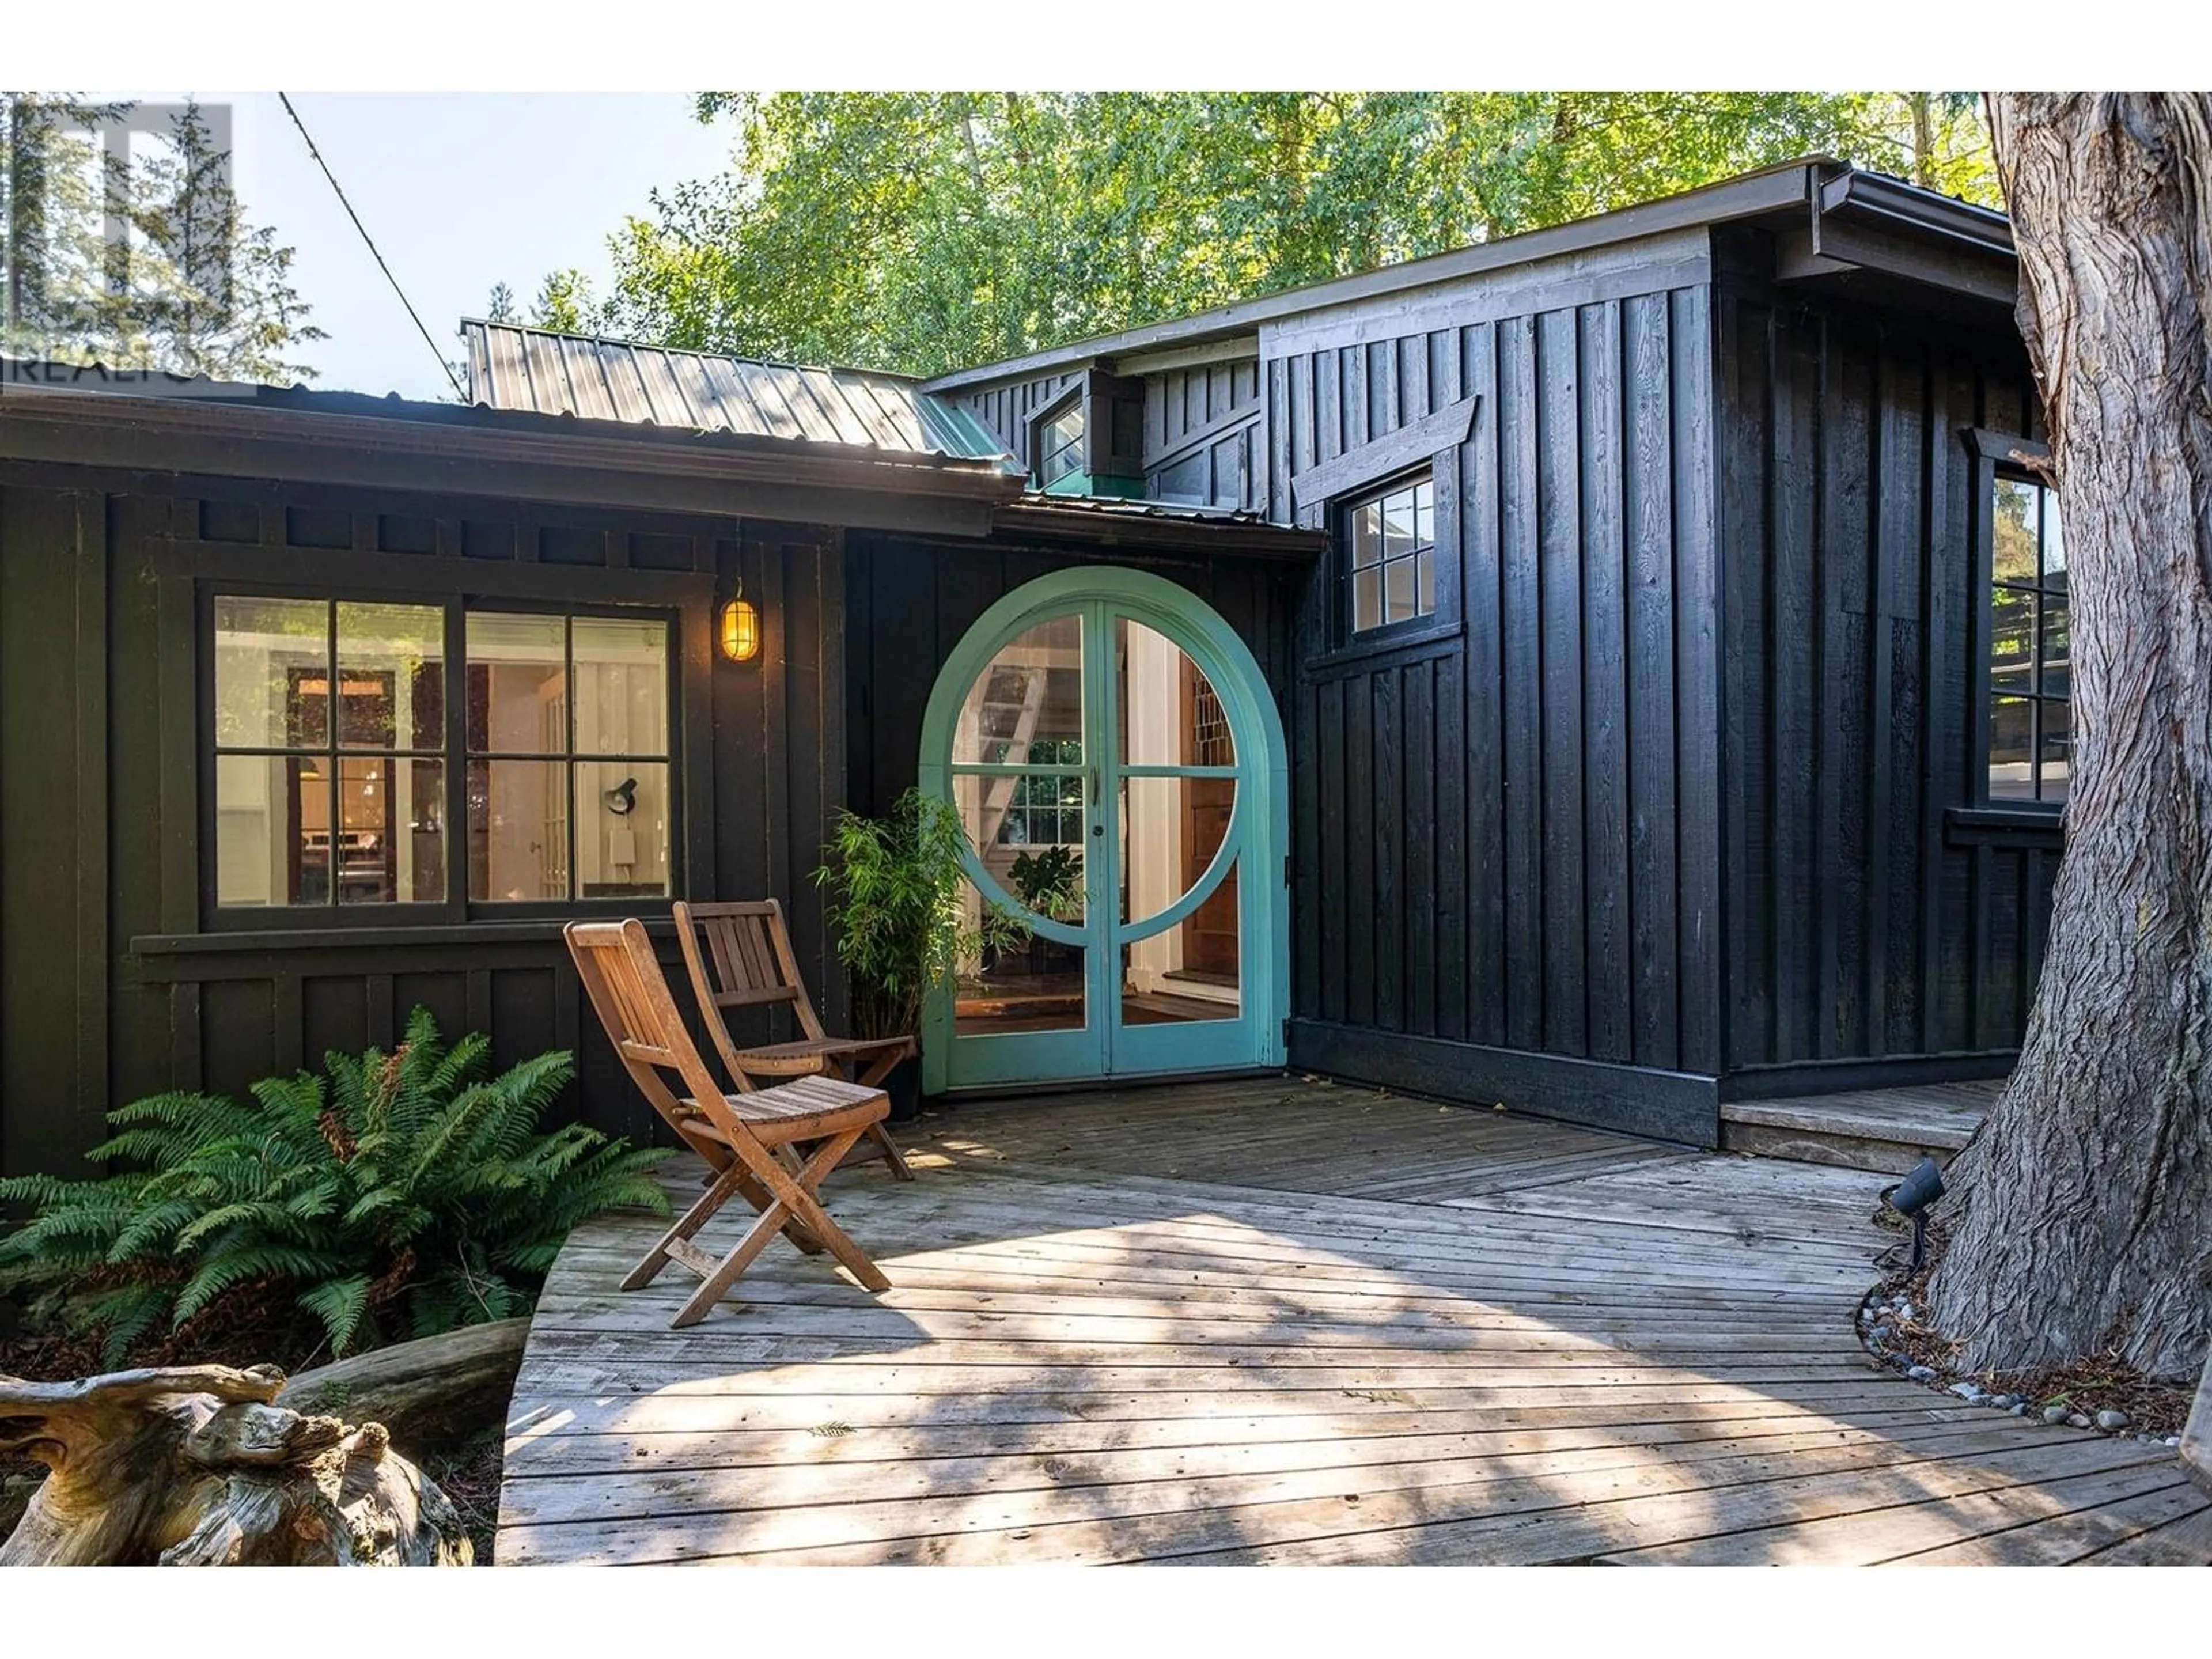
0, 1009, 671, 1363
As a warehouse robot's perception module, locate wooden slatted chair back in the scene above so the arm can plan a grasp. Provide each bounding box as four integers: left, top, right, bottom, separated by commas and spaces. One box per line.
673, 900, 830, 1043
565, 919, 758, 1148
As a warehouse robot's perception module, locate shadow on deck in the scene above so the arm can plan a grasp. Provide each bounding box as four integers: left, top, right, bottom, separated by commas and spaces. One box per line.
497, 1075, 2205, 1566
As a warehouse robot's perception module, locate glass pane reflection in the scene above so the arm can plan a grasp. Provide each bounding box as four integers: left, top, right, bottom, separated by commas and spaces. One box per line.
1118, 618, 1233, 768
952, 614, 1082, 766
953, 878, 1085, 1036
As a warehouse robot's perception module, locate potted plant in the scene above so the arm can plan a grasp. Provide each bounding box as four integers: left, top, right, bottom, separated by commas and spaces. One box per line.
1007, 846, 1084, 978
814, 789, 1020, 1120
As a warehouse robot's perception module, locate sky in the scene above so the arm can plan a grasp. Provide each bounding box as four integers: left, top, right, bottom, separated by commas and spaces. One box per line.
109, 92, 736, 400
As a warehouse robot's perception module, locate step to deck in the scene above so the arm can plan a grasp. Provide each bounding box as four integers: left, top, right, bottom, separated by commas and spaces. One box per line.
1720, 1080, 2003, 1175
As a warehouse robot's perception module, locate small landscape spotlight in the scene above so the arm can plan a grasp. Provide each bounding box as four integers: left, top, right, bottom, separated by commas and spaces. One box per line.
1881, 1156, 1946, 1272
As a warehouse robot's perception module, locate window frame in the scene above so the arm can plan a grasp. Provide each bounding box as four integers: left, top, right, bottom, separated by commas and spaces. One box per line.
184, 551, 703, 935
1317, 462, 1460, 659
1028, 384, 1088, 491
460, 600, 681, 913
1338, 471, 1440, 642
207, 588, 453, 929
1965, 428, 2066, 816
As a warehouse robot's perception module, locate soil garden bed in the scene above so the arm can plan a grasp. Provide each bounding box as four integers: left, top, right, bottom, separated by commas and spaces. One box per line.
1858, 1211, 2194, 1444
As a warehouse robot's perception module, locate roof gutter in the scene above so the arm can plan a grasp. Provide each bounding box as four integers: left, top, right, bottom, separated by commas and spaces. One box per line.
1817, 171, 2014, 257
1779, 172, 2018, 309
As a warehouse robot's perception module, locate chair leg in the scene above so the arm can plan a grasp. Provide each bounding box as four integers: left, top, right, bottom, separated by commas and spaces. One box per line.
866, 1122, 915, 1181
670, 1203, 793, 1328
766, 1129, 892, 1293
730, 1164, 825, 1255
849, 1052, 917, 1182
668, 1129, 888, 1324
622, 1161, 749, 1292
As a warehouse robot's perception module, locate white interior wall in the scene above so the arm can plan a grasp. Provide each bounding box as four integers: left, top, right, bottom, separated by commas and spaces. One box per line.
1122, 624, 1184, 995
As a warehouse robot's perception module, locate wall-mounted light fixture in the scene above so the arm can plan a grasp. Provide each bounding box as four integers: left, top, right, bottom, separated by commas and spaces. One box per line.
719, 581, 761, 663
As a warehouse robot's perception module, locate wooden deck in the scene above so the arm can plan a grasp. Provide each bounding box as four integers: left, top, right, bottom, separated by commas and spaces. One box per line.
498, 1076, 2207, 1566
1722, 1080, 2005, 1174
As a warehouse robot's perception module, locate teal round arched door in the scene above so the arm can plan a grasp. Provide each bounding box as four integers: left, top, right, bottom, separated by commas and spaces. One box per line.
918, 569, 1287, 1092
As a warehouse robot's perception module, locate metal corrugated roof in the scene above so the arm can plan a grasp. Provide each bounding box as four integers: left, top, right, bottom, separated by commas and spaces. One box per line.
462, 320, 1014, 468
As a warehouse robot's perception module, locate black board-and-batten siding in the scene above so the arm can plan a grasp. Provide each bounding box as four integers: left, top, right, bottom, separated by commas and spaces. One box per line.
952, 225, 2047, 1145
1714, 246, 2054, 1096
1268, 279, 1728, 1145
0, 469, 849, 1176
948, 238, 1734, 1143
0, 202, 2054, 1173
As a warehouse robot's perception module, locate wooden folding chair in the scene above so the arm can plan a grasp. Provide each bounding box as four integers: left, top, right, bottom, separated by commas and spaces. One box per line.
563, 918, 893, 1328
672, 899, 918, 1181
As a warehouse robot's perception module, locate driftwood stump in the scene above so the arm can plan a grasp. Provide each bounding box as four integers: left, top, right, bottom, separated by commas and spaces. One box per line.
277, 1317, 527, 1459
0, 1363, 471, 1566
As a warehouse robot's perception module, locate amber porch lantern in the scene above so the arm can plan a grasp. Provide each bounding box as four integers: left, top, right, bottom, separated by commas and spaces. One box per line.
718, 585, 761, 663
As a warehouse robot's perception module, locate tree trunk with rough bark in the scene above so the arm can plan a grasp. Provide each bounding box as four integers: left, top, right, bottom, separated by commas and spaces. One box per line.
1927, 93, 2212, 1384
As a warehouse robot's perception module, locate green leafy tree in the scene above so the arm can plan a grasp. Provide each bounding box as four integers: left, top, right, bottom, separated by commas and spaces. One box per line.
2, 93, 324, 381
0, 1010, 671, 1363
542, 90, 1997, 378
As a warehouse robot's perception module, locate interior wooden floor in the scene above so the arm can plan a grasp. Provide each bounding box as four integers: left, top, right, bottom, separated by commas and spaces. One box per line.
498, 1075, 2207, 1567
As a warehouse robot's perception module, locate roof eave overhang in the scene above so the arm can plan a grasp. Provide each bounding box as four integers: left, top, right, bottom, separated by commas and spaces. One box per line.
1818, 170, 2014, 257
923, 162, 1829, 396
0, 386, 1025, 536
1777, 171, 2019, 310
990, 499, 1326, 561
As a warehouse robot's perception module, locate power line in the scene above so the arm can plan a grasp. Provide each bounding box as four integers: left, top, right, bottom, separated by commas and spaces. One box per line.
276, 92, 467, 402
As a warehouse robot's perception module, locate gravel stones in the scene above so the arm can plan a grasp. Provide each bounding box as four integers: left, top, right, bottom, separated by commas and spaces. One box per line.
2096, 1409, 2130, 1431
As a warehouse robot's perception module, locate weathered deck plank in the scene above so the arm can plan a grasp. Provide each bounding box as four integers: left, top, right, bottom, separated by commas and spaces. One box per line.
498, 1077, 2207, 1566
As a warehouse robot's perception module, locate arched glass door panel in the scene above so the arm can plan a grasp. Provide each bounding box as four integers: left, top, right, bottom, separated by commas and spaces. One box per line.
918, 571, 1286, 1091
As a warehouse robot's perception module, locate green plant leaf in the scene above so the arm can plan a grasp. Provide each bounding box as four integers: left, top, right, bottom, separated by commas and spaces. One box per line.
0, 1007, 661, 1363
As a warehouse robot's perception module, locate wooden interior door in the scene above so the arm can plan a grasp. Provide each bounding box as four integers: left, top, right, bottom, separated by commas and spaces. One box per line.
1179, 657, 1237, 979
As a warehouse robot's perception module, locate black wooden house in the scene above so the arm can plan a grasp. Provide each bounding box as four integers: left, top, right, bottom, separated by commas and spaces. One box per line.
0, 158, 2053, 1175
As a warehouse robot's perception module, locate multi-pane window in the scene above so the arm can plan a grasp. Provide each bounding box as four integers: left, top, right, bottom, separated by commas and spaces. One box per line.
1989, 476, 2070, 804
998, 738, 1085, 847
465, 612, 672, 901
1347, 476, 1436, 634
213, 598, 446, 908
210, 596, 673, 910
1037, 404, 1085, 488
